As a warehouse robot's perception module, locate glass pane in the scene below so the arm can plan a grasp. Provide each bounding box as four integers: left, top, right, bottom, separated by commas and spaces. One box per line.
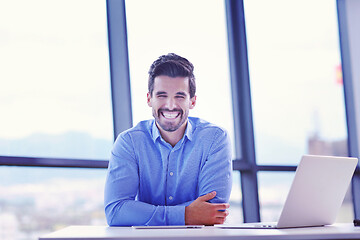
0, 0, 113, 160
259, 172, 353, 222
0, 166, 107, 240
258, 172, 294, 222
244, 0, 348, 165
227, 171, 243, 224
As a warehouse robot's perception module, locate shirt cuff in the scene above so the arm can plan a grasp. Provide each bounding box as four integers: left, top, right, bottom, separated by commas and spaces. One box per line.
167, 205, 185, 225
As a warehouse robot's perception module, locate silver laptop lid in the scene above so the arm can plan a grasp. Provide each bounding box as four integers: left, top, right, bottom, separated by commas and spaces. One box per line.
277, 155, 358, 228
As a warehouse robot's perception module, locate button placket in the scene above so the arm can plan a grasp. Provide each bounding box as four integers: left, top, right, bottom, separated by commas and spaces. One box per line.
167, 151, 176, 202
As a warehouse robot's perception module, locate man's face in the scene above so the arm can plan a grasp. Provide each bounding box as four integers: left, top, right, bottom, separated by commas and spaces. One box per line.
147, 75, 196, 133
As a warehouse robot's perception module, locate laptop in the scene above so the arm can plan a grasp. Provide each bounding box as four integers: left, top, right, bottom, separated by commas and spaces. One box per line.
216, 155, 358, 229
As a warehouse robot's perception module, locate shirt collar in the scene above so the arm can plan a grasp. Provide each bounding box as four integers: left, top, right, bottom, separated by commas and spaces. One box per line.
150, 119, 194, 143
184, 119, 193, 141
151, 120, 161, 143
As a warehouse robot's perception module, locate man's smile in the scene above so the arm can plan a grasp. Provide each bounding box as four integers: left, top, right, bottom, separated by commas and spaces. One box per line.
154, 107, 186, 133
161, 111, 180, 119
159, 109, 182, 120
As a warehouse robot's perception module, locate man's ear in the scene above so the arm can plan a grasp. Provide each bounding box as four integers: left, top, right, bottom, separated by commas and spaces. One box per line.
147, 92, 152, 107
189, 96, 197, 109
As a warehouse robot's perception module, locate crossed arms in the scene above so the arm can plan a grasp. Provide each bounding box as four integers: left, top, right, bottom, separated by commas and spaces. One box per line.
104, 128, 232, 226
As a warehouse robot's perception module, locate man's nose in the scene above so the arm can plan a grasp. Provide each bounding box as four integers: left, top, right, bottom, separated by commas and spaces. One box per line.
165, 98, 176, 110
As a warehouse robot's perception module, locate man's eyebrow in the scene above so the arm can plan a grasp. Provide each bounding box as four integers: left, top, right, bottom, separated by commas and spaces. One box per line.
155, 91, 167, 95
176, 92, 187, 96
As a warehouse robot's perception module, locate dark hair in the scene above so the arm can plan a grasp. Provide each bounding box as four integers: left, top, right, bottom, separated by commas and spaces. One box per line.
148, 53, 196, 98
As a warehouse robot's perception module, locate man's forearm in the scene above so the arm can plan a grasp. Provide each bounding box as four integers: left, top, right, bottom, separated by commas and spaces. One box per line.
105, 199, 185, 226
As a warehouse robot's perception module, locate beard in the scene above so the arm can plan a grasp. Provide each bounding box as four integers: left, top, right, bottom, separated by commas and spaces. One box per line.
153, 108, 188, 132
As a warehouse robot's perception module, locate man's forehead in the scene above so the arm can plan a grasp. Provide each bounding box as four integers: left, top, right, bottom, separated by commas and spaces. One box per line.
153, 75, 190, 92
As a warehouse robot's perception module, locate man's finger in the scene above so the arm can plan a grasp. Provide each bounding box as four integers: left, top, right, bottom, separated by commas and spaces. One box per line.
213, 203, 230, 210
198, 191, 216, 201
215, 209, 229, 218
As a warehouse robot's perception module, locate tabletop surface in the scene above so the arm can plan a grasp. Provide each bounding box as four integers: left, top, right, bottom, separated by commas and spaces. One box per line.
39, 223, 360, 240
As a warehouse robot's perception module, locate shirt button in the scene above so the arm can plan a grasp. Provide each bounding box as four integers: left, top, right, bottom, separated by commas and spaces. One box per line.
169, 172, 174, 176
169, 196, 173, 200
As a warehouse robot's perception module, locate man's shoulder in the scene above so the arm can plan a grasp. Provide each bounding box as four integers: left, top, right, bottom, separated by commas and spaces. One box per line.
188, 117, 230, 151
189, 117, 226, 131
189, 117, 228, 135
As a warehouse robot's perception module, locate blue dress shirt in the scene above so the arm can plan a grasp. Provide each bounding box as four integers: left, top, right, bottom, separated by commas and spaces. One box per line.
104, 117, 232, 226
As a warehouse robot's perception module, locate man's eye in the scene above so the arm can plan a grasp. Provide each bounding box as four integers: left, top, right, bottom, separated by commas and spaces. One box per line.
176, 96, 185, 99
158, 95, 167, 98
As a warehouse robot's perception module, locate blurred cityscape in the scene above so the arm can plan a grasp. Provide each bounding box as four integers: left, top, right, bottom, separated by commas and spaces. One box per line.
0, 167, 107, 240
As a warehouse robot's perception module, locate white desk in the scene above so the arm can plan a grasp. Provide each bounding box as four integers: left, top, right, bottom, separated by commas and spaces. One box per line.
39, 223, 360, 240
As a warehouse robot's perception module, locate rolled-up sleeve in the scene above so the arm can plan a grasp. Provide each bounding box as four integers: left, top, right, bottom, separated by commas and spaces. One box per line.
197, 128, 233, 203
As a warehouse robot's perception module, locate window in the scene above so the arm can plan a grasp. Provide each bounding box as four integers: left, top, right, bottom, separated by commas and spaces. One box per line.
2, 1, 358, 237
244, 0, 350, 221
0, 0, 111, 239
0, 0, 113, 160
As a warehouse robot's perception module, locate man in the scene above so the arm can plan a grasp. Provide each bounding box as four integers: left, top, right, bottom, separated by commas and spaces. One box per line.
104, 53, 232, 226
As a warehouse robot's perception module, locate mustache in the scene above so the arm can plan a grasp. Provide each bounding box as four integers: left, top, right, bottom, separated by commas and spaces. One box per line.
157, 108, 183, 116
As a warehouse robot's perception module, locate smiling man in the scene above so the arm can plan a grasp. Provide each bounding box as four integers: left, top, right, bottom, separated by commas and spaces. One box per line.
104, 53, 232, 226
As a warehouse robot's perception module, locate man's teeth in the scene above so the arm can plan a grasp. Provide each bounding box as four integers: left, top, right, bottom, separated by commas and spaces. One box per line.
162, 112, 179, 119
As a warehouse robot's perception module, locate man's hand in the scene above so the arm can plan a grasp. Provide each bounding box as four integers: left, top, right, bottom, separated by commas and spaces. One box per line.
185, 191, 230, 225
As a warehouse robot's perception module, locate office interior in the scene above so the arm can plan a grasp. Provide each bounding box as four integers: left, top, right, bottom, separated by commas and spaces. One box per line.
1, 0, 360, 239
